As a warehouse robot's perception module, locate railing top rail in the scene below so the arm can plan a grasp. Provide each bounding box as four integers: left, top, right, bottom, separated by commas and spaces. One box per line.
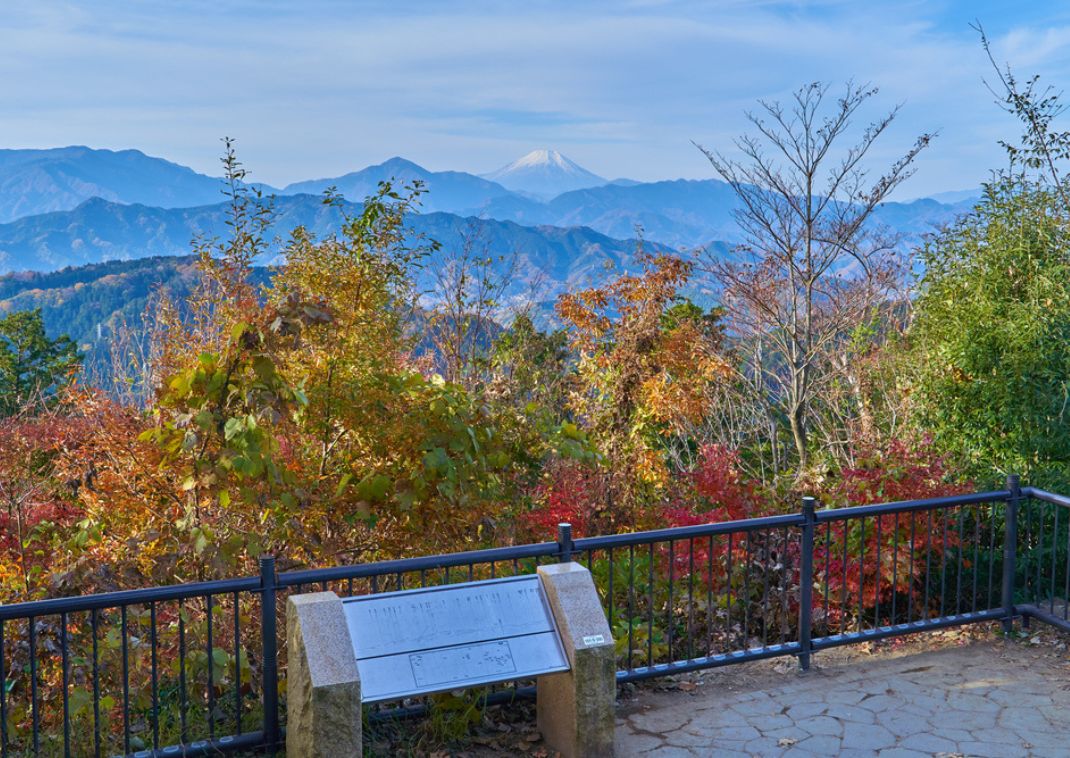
572, 512, 805, 551
0, 485, 1038, 618
814, 489, 1010, 523
0, 575, 261, 621
277, 541, 559, 587
1022, 487, 1070, 508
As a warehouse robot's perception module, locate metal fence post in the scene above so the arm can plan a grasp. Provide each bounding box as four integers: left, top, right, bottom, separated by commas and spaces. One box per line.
1001, 475, 1020, 634
260, 555, 280, 751
798, 496, 816, 671
557, 522, 573, 563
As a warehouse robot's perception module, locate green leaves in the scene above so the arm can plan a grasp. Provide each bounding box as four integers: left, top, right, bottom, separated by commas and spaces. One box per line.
147, 299, 322, 567
909, 177, 1070, 488
0, 309, 82, 416
355, 473, 392, 502
549, 421, 599, 462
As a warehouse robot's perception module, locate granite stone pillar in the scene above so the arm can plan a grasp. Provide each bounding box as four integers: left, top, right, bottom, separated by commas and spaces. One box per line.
286, 592, 362, 757
536, 562, 616, 758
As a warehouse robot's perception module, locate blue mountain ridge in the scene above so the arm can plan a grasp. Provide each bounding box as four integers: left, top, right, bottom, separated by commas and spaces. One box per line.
0, 147, 980, 252
0, 194, 720, 307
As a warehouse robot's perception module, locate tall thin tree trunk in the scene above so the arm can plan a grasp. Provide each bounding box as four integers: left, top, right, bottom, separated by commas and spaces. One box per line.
789, 403, 809, 472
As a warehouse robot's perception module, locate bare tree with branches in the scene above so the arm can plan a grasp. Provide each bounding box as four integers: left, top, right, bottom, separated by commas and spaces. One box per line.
976, 22, 1070, 210
425, 222, 518, 388
695, 82, 932, 473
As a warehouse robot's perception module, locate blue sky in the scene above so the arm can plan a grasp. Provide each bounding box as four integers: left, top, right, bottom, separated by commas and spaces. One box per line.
3, 0, 1070, 196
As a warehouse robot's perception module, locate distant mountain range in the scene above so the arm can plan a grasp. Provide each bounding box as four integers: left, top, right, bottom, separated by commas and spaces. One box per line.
280, 156, 512, 214
0, 194, 700, 306
0, 145, 984, 351
0, 146, 981, 252
0, 147, 232, 223
0, 256, 202, 347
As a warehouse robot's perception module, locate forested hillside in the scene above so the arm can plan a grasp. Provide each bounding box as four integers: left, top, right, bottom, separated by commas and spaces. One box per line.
0, 256, 200, 343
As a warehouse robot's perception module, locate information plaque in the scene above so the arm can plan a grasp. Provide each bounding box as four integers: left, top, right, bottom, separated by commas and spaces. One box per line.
342, 574, 570, 703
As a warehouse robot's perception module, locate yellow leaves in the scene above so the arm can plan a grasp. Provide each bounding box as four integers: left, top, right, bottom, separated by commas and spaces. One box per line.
625, 320, 733, 430
634, 448, 668, 486
556, 253, 692, 351
555, 293, 612, 343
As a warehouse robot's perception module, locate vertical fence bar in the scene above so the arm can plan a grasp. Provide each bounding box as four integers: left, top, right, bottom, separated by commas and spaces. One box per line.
29, 617, 38, 756
1001, 475, 1020, 633
667, 541, 675, 658
627, 544, 635, 672
60, 612, 70, 757
234, 590, 243, 735
0, 620, 6, 758
91, 608, 101, 758
121, 605, 130, 755
875, 515, 883, 626
798, 497, 816, 671
207, 594, 215, 739
179, 598, 188, 745
557, 523, 573, 563
725, 533, 734, 647
150, 601, 159, 749
647, 542, 654, 665
260, 555, 280, 752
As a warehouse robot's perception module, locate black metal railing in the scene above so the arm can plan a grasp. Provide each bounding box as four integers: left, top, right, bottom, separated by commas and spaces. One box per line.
1, 476, 1067, 756
1013, 485, 1070, 630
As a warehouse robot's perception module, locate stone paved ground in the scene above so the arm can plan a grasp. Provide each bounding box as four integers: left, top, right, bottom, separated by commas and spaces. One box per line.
615, 637, 1070, 757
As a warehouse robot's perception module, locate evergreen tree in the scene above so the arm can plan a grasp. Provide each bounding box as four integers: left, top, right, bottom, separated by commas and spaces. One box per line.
0, 309, 81, 415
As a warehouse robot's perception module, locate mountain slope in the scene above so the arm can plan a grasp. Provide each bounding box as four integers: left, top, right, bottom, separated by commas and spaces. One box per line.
281, 157, 517, 213
925, 189, 982, 205
482, 149, 607, 198
0, 195, 704, 304
477, 178, 979, 249
0, 146, 247, 223
0, 256, 202, 346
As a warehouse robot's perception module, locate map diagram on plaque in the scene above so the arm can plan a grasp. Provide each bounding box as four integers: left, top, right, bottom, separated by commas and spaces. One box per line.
409, 640, 517, 687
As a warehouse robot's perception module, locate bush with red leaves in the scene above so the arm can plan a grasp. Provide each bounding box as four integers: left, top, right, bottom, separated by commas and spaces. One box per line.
816, 436, 976, 630
521, 460, 608, 538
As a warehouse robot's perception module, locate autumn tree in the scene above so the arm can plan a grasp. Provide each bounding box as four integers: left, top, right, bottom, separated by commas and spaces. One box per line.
696, 82, 932, 474
488, 313, 570, 417
268, 182, 534, 557
556, 252, 729, 526
142, 141, 332, 572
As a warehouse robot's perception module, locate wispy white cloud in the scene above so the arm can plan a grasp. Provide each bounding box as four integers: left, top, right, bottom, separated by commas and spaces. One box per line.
0, 0, 1067, 195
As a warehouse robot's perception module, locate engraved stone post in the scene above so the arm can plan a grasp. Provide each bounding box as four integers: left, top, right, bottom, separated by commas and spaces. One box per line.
536, 562, 616, 758
286, 592, 362, 758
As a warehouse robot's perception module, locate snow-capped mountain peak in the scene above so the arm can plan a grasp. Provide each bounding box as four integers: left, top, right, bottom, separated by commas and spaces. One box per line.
482, 149, 607, 198
509, 149, 579, 171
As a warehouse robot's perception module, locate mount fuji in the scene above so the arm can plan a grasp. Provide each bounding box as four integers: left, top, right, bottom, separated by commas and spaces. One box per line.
482, 149, 607, 198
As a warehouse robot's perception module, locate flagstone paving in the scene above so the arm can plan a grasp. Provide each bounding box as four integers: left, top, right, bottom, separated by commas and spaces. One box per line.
615, 638, 1070, 756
